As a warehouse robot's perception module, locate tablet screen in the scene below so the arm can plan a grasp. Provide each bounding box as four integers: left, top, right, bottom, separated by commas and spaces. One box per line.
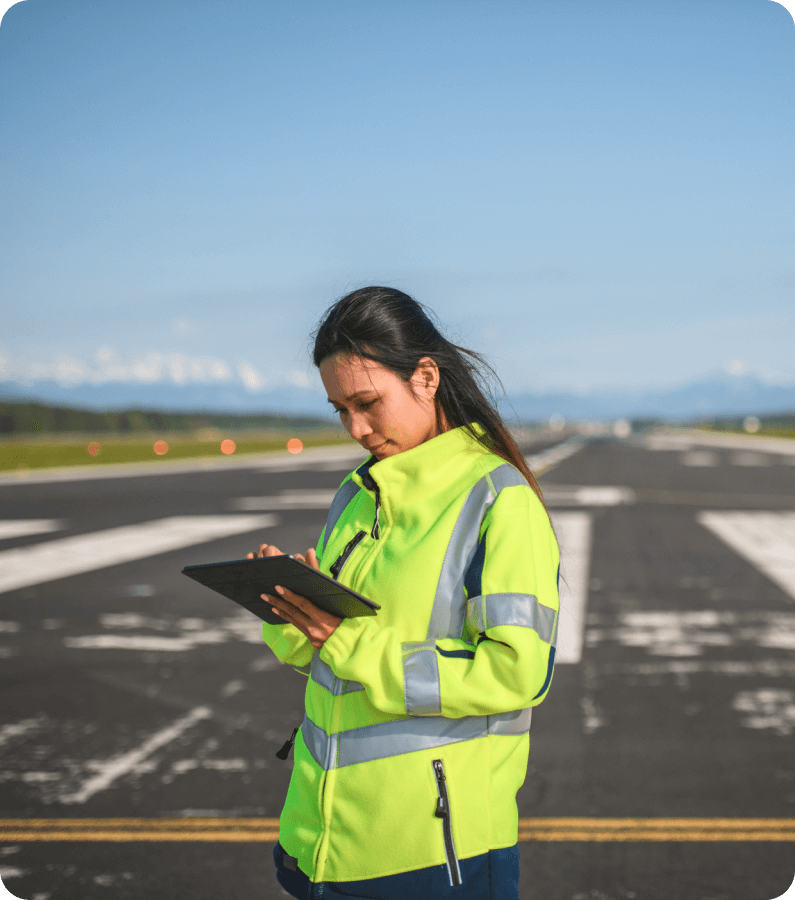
182, 555, 379, 625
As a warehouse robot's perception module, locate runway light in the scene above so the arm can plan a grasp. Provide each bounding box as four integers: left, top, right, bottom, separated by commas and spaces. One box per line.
743, 416, 760, 434
87, 442, 101, 457
220, 439, 236, 455
153, 440, 169, 456
287, 438, 304, 455
612, 419, 632, 439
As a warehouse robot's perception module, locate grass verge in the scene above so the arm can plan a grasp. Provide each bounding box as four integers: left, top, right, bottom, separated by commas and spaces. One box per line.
0, 432, 352, 472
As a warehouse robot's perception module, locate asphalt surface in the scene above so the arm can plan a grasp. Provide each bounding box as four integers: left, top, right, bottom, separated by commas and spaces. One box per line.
1, 432, 794, 900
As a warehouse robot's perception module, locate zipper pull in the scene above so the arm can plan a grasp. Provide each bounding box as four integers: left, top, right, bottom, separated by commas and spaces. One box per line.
433, 760, 448, 817
371, 482, 381, 539
275, 726, 299, 760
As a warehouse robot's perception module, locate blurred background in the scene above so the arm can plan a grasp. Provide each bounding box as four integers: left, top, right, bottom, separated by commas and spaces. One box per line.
1, 3, 794, 900
1, 0, 793, 462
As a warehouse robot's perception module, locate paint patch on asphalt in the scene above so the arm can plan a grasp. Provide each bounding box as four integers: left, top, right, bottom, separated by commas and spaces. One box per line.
58, 706, 212, 804
732, 689, 795, 735
586, 610, 795, 657
0, 716, 47, 750
64, 612, 270, 652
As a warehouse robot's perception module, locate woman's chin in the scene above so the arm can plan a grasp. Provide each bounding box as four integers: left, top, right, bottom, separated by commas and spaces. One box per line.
372, 441, 397, 460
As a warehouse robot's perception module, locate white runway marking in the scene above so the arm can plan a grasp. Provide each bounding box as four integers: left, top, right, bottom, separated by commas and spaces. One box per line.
545, 486, 635, 507
64, 635, 208, 652
255, 454, 365, 473
0, 515, 278, 595
0, 520, 62, 540
729, 451, 769, 466
527, 437, 585, 474
58, 705, 212, 804
680, 451, 718, 467
232, 489, 338, 510
733, 689, 795, 736
697, 511, 795, 601
550, 511, 591, 664
640, 430, 795, 458
586, 610, 795, 657
62, 612, 268, 652
0, 717, 45, 751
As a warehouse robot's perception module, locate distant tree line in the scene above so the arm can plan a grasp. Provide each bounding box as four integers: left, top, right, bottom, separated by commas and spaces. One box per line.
0, 400, 337, 436
629, 413, 795, 434
694, 413, 795, 433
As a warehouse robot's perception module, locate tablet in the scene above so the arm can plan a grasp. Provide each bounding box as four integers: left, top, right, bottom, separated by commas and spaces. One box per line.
182, 555, 380, 625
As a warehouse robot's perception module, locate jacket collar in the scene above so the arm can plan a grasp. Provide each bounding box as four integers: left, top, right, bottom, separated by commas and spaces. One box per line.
350, 423, 492, 521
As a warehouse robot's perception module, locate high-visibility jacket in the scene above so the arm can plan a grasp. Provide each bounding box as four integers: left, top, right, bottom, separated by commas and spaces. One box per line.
262, 423, 560, 886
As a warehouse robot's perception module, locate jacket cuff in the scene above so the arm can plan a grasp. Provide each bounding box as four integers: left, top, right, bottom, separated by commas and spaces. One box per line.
319, 614, 373, 677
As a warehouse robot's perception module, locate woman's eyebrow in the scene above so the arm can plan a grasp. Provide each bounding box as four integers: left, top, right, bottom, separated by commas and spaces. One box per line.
327, 390, 378, 404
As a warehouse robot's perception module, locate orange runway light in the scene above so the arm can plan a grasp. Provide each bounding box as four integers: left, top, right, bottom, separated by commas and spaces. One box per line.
87, 442, 101, 457
220, 439, 236, 455
153, 440, 169, 456
286, 438, 303, 455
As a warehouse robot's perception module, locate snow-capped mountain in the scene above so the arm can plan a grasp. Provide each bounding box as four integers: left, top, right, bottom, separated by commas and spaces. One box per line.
1, 371, 792, 422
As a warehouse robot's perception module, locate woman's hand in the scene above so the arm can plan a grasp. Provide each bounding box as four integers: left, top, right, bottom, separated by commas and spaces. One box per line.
247, 543, 284, 560
250, 545, 342, 651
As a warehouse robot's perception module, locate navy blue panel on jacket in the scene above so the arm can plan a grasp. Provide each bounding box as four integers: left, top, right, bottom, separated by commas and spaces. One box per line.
274, 841, 520, 900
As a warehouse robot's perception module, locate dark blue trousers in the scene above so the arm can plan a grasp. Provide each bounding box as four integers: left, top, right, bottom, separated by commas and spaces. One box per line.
274, 841, 520, 900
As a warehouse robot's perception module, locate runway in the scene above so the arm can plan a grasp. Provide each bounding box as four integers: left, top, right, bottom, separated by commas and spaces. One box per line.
1, 431, 793, 899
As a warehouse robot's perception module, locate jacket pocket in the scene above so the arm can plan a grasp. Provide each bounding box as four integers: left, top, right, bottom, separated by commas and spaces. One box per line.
330, 530, 366, 579
432, 758, 463, 887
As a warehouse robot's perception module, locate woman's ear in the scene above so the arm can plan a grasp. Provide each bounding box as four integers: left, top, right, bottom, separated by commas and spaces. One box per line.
412, 357, 441, 399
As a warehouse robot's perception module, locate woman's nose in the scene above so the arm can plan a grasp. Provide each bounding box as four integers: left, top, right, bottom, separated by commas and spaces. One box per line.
348, 413, 372, 441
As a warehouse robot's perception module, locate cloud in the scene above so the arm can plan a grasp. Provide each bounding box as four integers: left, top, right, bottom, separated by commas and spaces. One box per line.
171, 317, 197, 337
2, 349, 237, 388
290, 369, 315, 389
726, 360, 746, 376
238, 362, 268, 392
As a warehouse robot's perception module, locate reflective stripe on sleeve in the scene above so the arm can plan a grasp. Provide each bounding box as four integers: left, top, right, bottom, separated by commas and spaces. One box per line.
310, 654, 364, 696
321, 479, 362, 555
466, 593, 557, 644
402, 641, 441, 715
300, 706, 532, 771
426, 464, 527, 642
487, 706, 532, 735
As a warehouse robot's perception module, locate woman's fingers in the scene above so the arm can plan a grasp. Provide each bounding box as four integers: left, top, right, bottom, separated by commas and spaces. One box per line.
263, 583, 342, 650
305, 548, 320, 570
253, 543, 283, 558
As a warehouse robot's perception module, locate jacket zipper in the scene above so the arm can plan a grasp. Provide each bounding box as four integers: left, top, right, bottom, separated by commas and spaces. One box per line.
360, 467, 381, 540
330, 530, 366, 579
370, 481, 381, 539
433, 759, 462, 887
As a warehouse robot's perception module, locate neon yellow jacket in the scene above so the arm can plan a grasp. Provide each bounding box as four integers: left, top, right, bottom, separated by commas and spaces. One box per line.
262, 423, 559, 884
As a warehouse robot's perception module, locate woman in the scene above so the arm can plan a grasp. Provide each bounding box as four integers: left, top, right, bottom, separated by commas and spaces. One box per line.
253, 286, 559, 899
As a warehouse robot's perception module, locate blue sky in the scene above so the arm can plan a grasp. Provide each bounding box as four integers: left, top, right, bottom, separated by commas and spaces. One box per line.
1, 0, 793, 399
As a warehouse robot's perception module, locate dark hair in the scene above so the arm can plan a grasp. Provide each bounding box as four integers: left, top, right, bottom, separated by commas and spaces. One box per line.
312, 286, 547, 510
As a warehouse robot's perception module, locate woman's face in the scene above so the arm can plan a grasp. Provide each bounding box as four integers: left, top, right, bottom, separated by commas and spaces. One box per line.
319, 353, 445, 460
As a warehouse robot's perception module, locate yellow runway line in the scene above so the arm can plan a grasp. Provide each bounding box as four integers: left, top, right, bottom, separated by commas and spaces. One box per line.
519, 817, 795, 842
0, 818, 280, 842
0, 832, 281, 842
1, 818, 794, 843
